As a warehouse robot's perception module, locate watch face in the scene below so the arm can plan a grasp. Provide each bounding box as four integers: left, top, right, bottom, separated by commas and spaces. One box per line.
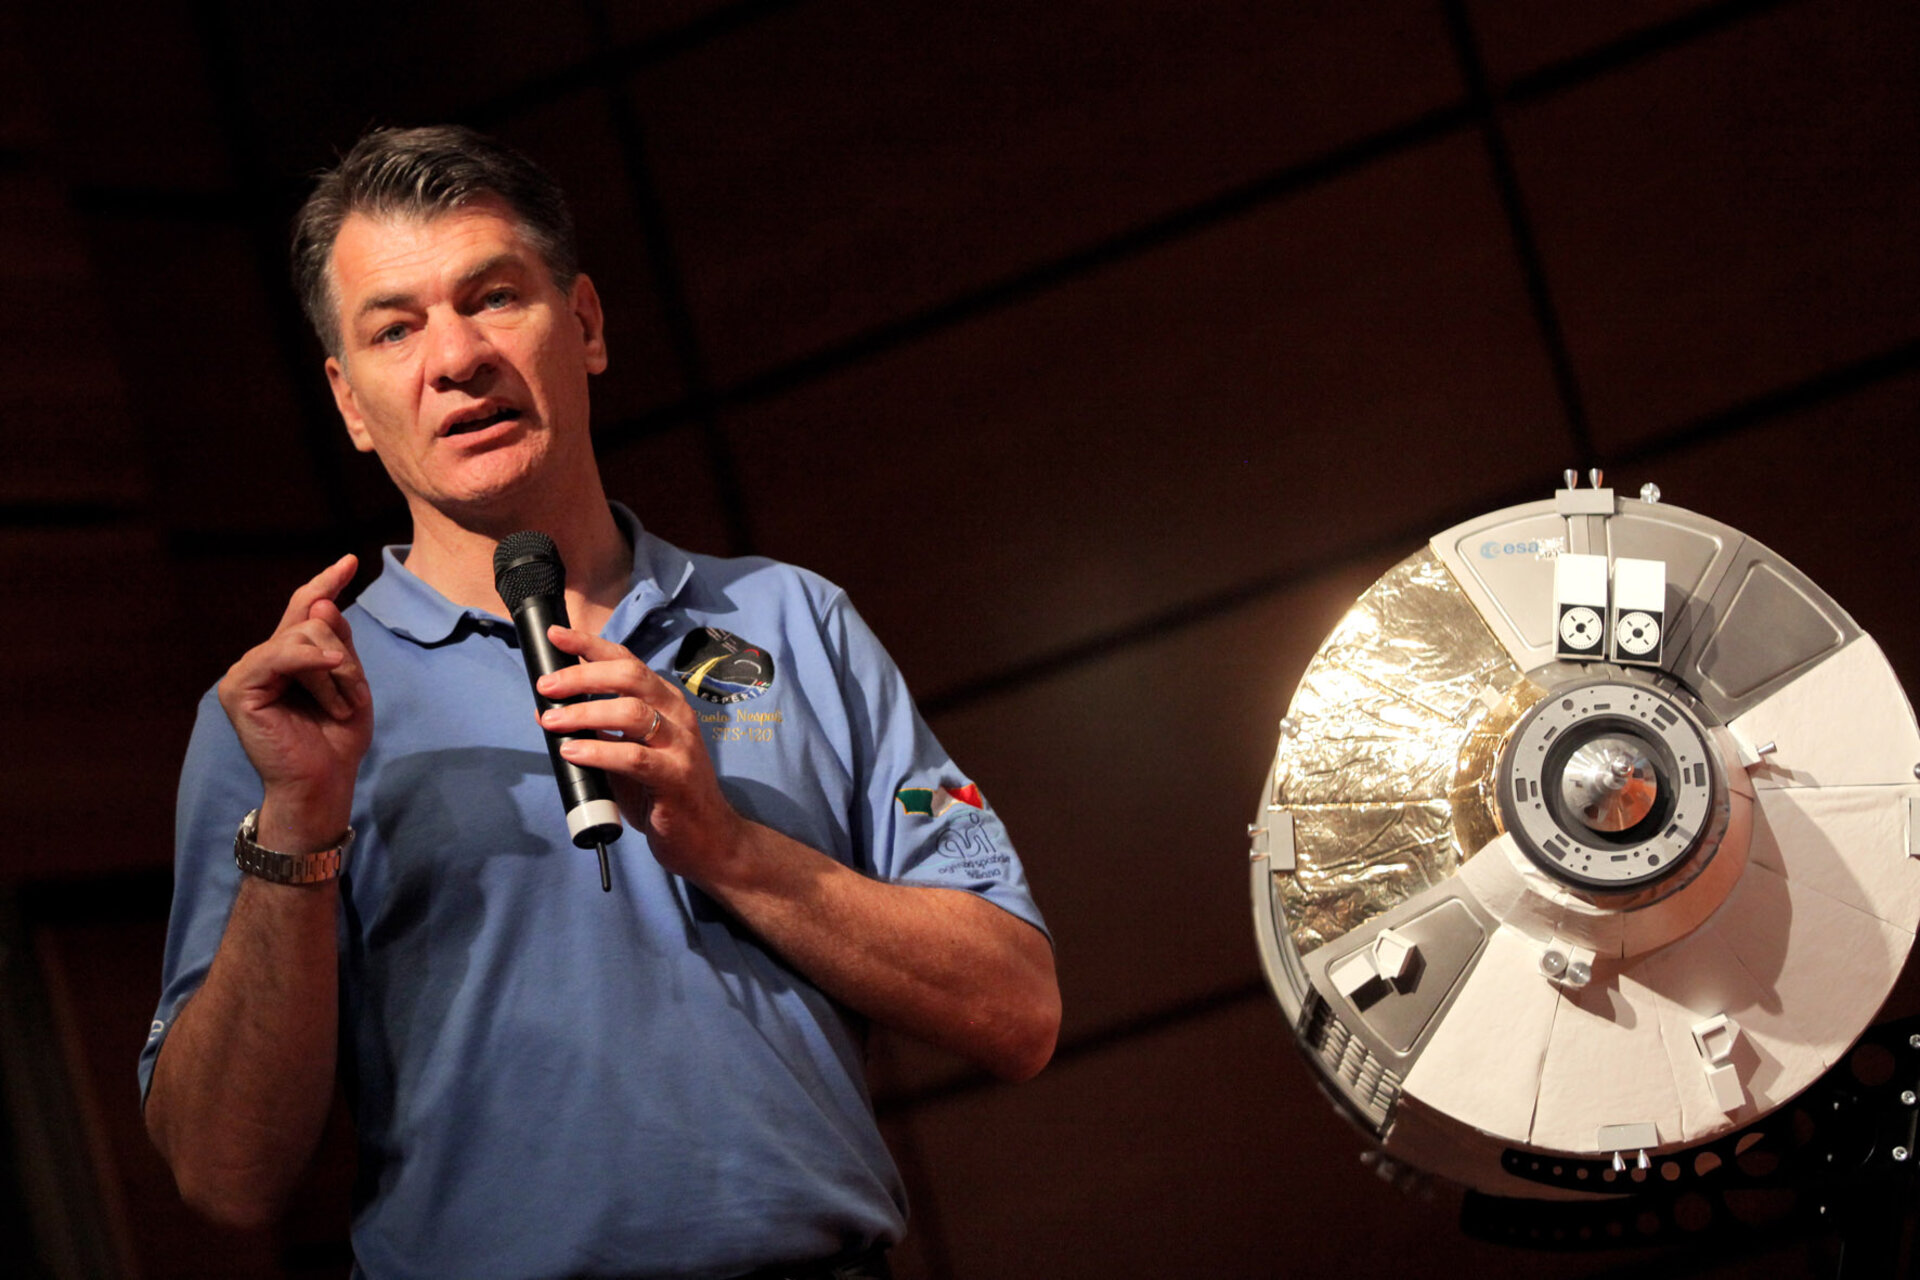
1559, 606, 1603, 650
1614, 610, 1661, 656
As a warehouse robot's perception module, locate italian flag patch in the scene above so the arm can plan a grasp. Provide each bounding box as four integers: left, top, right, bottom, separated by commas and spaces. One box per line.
894, 784, 983, 816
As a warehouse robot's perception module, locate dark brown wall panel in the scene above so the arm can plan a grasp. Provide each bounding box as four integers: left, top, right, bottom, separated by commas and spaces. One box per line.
1507, 0, 1920, 451
633, 0, 1464, 382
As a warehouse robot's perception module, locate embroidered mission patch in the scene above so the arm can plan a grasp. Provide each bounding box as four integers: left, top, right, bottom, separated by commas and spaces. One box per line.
894, 784, 983, 816
673, 627, 776, 703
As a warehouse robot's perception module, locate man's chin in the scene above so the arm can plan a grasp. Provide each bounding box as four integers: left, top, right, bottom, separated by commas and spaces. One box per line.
405, 467, 541, 527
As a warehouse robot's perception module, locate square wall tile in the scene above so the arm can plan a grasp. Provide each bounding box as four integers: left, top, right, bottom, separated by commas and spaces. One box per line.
220, 0, 596, 167
1507, 0, 1920, 453
22, 4, 229, 190
0, 174, 145, 507
596, 419, 740, 557
0, 530, 191, 875
1467, 0, 1722, 82
635, 0, 1462, 381
82, 217, 335, 538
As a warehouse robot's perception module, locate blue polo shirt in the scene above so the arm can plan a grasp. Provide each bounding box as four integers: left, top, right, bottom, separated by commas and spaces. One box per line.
142, 506, 1046, 1280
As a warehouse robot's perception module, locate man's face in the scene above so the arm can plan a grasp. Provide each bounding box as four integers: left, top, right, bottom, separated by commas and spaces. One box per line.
323, 199, 607, 521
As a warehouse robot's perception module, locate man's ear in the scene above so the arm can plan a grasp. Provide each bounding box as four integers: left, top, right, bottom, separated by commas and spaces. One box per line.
326, 357, 377, 454
571, 274, 609, 375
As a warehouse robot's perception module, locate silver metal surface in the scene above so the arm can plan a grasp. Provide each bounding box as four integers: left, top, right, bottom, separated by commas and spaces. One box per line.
1266, 549, 1521, 954
1560, 734, 1660, 833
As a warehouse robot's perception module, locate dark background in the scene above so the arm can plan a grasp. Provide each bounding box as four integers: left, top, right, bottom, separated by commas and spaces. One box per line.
4, 0, 1918, 1276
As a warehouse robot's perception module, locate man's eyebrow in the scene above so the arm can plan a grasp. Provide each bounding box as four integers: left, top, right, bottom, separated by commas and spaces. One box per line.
456, 252, 532, 291
354, 290, 416, 324
351, 254, 533, 325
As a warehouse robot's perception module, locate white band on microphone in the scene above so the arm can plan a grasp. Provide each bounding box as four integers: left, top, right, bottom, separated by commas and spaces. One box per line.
567, 798, 623, 842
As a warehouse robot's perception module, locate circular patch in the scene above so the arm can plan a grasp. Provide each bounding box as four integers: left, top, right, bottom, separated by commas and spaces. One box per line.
1558, 605, 1603, 651
673, 627, 775, 703
1613, 609, 1661, 656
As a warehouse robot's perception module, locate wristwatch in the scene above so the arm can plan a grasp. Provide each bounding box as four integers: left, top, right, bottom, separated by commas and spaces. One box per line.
233, 808, 354, 885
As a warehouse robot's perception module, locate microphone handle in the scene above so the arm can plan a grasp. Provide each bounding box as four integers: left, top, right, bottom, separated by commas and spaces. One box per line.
507, 593, 623, 849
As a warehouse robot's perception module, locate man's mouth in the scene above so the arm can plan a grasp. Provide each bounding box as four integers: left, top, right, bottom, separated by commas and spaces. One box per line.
444, 407, 523, 436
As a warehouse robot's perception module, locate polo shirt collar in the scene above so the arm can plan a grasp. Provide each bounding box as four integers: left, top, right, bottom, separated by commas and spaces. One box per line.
355, 502, 695, 646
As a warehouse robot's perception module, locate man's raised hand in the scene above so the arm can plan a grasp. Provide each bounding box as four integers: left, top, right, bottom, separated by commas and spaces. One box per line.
215, 555, 373, 844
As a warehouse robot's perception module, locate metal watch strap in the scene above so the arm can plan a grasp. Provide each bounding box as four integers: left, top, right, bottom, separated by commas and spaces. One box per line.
233, 808, 353, 885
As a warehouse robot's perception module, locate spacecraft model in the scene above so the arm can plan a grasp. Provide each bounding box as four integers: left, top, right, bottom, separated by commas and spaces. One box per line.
1249, 473, 1920, 1197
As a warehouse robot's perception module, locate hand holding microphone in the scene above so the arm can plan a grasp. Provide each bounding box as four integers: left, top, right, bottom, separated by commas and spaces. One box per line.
493, 532, 624, 891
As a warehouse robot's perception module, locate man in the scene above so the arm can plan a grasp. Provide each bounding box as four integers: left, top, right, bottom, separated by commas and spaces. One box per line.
140, 125, 1059, 1280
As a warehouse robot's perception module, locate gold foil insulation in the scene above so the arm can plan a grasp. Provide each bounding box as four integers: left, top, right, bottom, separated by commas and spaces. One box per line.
1272, 550, 1523, 953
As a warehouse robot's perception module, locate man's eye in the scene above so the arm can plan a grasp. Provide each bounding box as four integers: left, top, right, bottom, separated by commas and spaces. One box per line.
483, 289, 516, 309
375, 322, 409, 344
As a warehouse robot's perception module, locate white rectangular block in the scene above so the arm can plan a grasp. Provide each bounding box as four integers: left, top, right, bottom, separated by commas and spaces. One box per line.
1373, 930, 1418, 984
1554, 553, 1611, 661
1610, 557, 1667, 666
1704, 1061, 1745, 1113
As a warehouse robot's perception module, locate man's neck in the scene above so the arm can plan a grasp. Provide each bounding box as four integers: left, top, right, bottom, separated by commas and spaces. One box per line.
400, 487, 633, 636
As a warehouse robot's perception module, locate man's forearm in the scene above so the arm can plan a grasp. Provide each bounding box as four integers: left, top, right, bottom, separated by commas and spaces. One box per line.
151, 553, 372, 1222
698, 819, 1061, 1081
146, 869, 341, 1229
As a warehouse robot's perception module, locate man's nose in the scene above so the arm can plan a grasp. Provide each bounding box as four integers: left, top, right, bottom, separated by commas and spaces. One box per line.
426, 312, 495, 387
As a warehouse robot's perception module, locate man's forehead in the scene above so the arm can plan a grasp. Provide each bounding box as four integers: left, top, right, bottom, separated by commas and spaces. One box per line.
330, 199, 538, 293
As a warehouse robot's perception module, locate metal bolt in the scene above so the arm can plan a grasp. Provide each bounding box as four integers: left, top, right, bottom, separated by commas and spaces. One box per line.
1910, 1033, 1920, 1050
1903, 1091, 1915, 1107
1589, 468, 1605, 490
1564, 469, 1578, 490
1541, 950, 1568, 976
1639, 482, 1662, 504
1567, 961, 1592, 985
1895, 1147, 1910, 1163
1279, 716, 1299, 739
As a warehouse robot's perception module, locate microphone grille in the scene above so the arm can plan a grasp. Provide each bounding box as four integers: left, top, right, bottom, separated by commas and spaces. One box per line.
493, 530, 564, 610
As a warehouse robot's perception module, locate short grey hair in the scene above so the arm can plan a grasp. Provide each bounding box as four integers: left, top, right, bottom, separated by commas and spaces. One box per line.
291, 124, 580, 357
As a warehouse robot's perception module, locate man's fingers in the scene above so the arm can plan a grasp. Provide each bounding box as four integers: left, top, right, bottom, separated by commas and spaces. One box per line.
275, 553, 359, 631
544, 623, 618, 660
539, 625, 675, 703
557, 735, 659, 778
308, 596, 356, 648
540, 695, 661, 740
293, 664, 362, 721
226, 620, 360, 714
240, 565, 367, 722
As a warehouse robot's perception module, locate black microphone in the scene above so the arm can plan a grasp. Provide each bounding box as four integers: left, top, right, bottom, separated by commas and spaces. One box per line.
493, 530, 622, 892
